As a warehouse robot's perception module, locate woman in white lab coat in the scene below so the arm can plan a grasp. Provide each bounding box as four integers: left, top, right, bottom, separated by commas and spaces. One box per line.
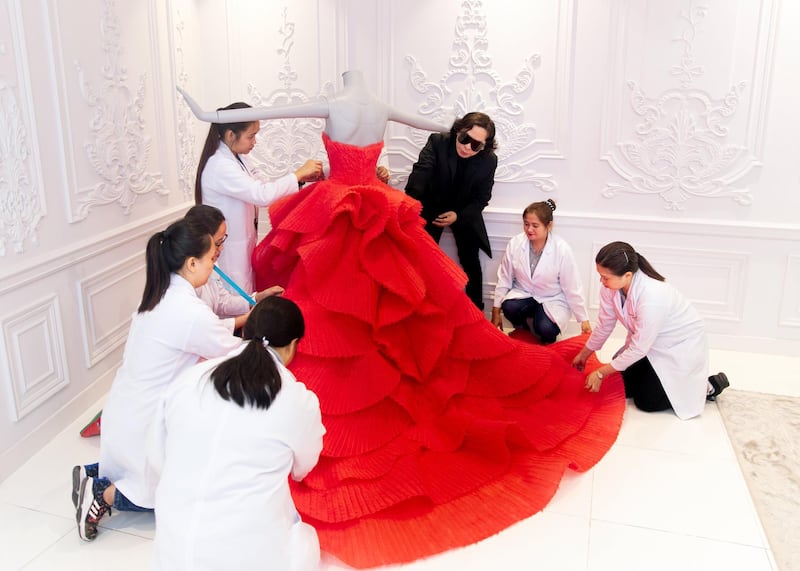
184, 204, 284, 328
572, 241, 729, 420
194, 101, 324, 293
73, 218, 242, 541
491, 199, 591, 343
149, 296, 325, 571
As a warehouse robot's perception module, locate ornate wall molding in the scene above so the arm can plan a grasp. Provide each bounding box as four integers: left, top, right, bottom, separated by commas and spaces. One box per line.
601, 0, 779, 211
172, 8, 195, 201
0, 0, 46, 256
245, 7, 331, 179
0, 294, 68, 421
77, 252, 144, 368
398, 0, 574, 191
0, 81, 42, 256
0, 203, 185, 297
70, 0, 167, 221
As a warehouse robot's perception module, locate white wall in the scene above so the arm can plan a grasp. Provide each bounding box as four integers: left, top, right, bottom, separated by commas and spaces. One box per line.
1, 0, 798, 479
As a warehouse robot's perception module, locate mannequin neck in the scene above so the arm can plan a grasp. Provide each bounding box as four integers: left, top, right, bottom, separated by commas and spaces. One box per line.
342, 70, 366, 89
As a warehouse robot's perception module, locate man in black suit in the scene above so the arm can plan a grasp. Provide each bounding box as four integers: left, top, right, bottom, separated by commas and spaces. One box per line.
405, 112, 498, 309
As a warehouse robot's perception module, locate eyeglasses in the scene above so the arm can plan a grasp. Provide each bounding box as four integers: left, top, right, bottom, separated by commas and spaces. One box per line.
457, 131, 486, 152
214, 233, 228, 248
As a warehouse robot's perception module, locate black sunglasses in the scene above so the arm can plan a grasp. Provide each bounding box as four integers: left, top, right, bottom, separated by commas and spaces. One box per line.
457, 131, 486, 152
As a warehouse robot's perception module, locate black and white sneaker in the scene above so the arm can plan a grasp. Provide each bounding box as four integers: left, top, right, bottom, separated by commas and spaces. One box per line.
71, 465, 86, 508
76, 477, 110, 541
707, 372, 730, 401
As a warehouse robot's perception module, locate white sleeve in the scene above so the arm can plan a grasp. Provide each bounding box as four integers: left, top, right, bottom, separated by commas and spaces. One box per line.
184, 302, 242, 359
204, 155, 299, 207
610, 297, 670, 371
285, 379, 325, 481
209, 278, 250, 318
493, 241, 516, 307
585, 288, 617, 352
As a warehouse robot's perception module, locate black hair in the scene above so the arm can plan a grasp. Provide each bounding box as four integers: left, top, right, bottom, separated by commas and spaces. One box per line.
139, 219, 213, 312
194, 101, 257, 205
522, 199, 557, 226
184, 204, 226, 236
595, 241, 665, 282
450, 111, 497, 154
210, 296, 305, 410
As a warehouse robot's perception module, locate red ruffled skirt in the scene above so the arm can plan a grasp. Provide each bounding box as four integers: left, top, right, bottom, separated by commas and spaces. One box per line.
253, 134, 625, 568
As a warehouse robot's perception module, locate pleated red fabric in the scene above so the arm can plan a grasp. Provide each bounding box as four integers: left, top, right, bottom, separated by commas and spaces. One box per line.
252, 134, 625, 568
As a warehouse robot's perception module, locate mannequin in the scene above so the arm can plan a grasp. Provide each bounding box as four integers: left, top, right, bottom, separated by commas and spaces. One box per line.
178, 70, 447, 145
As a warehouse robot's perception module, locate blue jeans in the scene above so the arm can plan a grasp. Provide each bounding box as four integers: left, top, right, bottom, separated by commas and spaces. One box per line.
84, 463, 153, 512
501, 297, 560, 344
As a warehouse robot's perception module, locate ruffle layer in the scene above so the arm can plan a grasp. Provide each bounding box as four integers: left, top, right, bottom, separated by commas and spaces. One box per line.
252, 134, 625, 568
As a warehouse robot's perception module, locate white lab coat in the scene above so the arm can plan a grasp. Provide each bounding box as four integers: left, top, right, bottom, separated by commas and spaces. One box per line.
200, 142, 298, 293
99, 274, 242, 507
148, 344, 325, 571
493, 232, 589, 332
196, 274, 250, 318
585, 271, 709, 420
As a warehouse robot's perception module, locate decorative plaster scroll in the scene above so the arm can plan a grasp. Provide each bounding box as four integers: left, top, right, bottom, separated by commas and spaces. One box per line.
602, 1, 757, 210
402, 0, 556, 191
72, 0, 167, 221
246, 8, 332, 180
0, 81, 42, 256
174, 9, 196, 201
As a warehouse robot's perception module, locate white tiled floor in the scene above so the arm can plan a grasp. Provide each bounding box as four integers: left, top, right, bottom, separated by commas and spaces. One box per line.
0, 366, 781, 571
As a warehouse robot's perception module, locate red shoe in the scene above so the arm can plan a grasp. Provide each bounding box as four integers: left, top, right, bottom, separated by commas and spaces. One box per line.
80, 411, 102, 438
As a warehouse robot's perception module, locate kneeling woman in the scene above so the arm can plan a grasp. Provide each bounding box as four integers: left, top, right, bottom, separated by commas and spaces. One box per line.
572, 241, 728, 420
73, 219, 241, 541
149, 296, 325, 571
491, 199, 591, 343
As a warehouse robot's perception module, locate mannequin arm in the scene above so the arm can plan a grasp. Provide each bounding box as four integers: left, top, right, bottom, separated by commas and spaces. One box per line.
387, 106, 448, 132
177, 86, 330, 123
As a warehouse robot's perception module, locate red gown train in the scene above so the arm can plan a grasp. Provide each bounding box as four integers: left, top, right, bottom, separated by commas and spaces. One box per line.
253, 134, 625, 568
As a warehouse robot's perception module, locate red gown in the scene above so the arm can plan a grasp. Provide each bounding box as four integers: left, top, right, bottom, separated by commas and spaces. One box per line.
253, 134, 625, 568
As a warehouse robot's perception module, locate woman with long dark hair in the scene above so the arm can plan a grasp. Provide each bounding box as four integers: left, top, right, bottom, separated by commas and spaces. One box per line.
194, 101, 323, 294
184, 204, 284, 329
149, 296, 324, 571
73, 218, 241, 541
573, 241, 728, 419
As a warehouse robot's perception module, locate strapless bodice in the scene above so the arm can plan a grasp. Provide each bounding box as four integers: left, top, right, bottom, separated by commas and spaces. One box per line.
323, 133, 384, 185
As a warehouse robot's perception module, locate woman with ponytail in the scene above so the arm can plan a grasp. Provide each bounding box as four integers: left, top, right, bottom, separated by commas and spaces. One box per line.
491, 199, 591, 344
572, 241, 728, 419
194, 101, 323, 294
73, 218, 242, 542
149, 296, 324, 571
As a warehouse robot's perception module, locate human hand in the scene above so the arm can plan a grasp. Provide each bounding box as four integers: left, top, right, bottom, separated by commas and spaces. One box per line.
295, 160, 324, 183
432, 211, 457, 227
585, 369, 603, 392
580, 320, 592, 334
490, 308, 504, 330
376, 166, 390, 184
571, 348, 590, 371
254, 285, 285, 303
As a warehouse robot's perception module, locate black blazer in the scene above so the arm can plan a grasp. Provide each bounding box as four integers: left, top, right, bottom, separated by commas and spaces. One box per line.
405, 132, 497, 256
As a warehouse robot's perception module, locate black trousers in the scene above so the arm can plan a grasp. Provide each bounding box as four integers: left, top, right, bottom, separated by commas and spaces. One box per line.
621, 357, 672, 413
425, 222, 484, 310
